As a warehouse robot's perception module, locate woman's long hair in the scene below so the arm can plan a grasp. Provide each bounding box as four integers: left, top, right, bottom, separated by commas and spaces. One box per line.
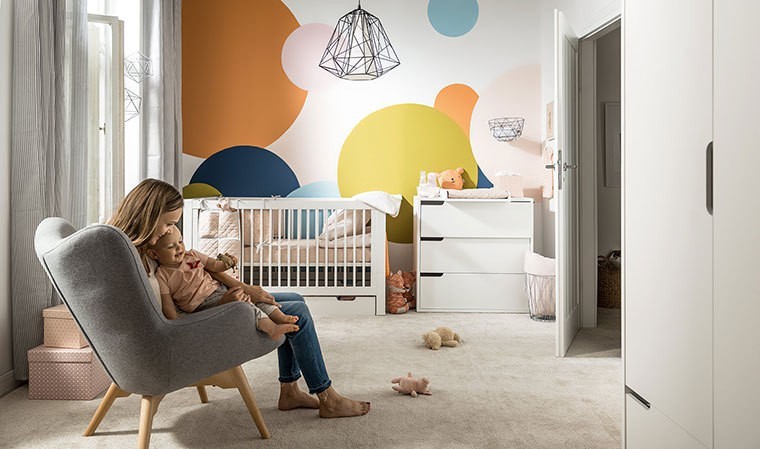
108, 178, 183, 269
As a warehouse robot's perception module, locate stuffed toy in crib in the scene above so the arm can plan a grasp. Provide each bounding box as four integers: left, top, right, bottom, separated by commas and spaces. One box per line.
391, 372, 432, 397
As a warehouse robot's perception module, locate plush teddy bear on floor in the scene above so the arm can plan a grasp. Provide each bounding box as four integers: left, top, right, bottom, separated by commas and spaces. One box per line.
422, 326, 462, 350
391, 372, 432, 397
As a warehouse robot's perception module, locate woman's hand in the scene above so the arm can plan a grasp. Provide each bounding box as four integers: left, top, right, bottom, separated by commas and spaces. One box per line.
244, 285, 281, 308
219, 286, 249, 305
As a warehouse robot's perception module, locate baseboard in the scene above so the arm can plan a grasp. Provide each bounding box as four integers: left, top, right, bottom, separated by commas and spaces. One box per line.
0, 369, 22, 398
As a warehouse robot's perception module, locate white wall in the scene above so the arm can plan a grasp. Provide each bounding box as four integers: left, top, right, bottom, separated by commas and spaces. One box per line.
539, 0, 621, 257
596, 28, 621, 256
0, 0, 15, 396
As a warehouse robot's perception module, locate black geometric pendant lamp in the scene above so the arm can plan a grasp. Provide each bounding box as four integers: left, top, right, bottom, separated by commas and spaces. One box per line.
319, 1, 400, 80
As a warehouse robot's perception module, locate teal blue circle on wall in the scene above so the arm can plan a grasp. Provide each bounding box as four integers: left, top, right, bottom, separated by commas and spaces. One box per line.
286, 181, 340, 238
287, 181, 340, 199
428, 0, 479, 37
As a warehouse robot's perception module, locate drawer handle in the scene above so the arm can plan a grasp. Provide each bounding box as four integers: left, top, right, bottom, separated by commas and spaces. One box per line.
420, 200, 444, 206
420, 273, 444, 277
420, 237, 444, 241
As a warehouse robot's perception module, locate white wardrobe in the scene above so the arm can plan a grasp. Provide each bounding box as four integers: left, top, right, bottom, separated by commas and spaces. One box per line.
624, 0, 760, 448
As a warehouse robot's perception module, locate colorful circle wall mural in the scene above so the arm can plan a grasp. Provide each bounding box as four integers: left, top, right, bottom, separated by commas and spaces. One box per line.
338, 104, 477, 244
287, 181, 341, 238
183, 183, 222, 199
282, 24, 339, 91
428, 0, 479, 37
189, 146, 300, 197
182, 0, 306, 158
434, 83, 479, 137
477, 166, 494, 188
470, 65, 542, 193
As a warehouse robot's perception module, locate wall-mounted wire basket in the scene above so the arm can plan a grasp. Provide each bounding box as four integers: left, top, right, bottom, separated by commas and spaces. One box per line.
488, 117, 525, 142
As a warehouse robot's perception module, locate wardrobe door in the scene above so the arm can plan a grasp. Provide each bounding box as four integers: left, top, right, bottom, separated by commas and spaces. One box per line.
714, 0, 760, 446
623, 0, 713, 446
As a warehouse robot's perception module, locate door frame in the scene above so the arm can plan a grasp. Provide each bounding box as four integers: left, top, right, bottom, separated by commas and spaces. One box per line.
577, 18, 621, 329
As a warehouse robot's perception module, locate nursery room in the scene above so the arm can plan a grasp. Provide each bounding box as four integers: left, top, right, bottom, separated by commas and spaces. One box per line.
1, 0, 759, 448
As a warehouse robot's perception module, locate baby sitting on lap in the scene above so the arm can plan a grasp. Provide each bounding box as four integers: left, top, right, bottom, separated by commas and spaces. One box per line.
147, 227, 299, 340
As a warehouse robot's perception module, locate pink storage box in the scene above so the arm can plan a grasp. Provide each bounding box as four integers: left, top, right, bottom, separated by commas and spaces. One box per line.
43, 304, 88, 349
28, 345, 110, 400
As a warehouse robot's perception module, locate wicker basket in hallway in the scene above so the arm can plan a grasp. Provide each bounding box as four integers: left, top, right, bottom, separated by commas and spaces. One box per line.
597, 252, 621, 309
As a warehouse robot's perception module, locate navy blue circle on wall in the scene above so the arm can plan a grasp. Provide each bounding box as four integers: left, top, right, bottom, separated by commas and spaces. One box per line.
477, 165, 494, 188
190, 145, 300, 197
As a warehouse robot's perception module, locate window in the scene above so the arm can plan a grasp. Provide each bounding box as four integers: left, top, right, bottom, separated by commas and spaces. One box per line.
86, 14, 124, 224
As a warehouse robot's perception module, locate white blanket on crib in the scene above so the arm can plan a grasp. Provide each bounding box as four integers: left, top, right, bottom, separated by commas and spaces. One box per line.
352, 191, 402, 217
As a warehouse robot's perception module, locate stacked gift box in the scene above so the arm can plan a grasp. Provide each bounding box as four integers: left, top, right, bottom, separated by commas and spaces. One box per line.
27, 304, 110, 400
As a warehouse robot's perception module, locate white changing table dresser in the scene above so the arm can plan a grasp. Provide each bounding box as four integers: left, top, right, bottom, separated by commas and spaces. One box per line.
413, 196, 534, 313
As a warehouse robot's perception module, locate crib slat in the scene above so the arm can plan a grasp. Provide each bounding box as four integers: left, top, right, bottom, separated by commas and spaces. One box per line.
352, 209, 356, 288
362, 209, 366, 287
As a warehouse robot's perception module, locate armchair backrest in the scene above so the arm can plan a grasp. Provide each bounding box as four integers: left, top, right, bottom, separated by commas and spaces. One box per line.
34, 218, 170, 394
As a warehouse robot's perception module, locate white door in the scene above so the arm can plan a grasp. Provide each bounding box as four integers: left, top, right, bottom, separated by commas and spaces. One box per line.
714, 0, 760, 446
553, 10, 580, 357
624, 0, 713, 446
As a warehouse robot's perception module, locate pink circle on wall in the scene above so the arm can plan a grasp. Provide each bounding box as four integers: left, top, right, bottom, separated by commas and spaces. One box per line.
470, 64, 544, 198
282, 23, 339, 91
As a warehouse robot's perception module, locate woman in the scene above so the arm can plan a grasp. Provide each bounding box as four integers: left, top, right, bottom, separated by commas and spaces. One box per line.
108, 178, 370, 418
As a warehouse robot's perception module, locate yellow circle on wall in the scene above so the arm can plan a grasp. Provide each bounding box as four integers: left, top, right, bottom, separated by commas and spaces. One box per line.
183, 183, 222, 199
338, 104, 477, 243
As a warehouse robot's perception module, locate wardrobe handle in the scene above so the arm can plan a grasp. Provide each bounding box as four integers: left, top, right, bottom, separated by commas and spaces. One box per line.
706, 141, 713, 216
420, 200, 444, 206
419, 273, 444, 277
625, 386, 651, 410
420, 237, 444, 242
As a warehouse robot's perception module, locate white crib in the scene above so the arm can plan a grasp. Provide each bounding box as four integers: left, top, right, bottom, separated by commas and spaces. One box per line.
183, 197, 387, 315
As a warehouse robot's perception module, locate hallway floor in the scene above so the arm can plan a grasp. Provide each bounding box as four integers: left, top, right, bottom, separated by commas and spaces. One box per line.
567, 307, 621, 358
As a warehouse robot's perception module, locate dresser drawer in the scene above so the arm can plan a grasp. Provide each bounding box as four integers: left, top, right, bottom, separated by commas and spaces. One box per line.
417, 273, 529, 312
419, 201, 533, 238
420, 238, 530, 274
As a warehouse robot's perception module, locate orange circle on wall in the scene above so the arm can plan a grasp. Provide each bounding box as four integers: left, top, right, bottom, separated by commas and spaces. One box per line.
434, 83, 479, 137
182, 0, 306, 158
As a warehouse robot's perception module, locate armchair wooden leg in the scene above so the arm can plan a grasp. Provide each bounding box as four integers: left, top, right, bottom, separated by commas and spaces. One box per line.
84, 383, 130, 436
138, 395, 160, 449
230, 365, 270, 439
196, 385, 209, 403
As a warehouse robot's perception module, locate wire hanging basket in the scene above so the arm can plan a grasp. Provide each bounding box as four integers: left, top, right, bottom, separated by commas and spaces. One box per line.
488, 117, 525, 142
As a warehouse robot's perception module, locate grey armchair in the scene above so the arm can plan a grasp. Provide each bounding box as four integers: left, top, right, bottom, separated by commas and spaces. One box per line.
34, 217, 284, 449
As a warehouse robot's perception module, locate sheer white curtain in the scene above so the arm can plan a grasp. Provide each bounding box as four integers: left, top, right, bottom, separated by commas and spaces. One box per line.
140, 0, 182, 187
11, 0, 88, 380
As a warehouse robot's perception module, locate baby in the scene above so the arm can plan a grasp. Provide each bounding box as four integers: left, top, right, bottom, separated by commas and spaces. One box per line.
147, 227, 299, 339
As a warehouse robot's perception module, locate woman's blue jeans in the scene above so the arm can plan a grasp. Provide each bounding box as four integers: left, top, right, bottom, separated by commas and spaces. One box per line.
272, 292, 331, 394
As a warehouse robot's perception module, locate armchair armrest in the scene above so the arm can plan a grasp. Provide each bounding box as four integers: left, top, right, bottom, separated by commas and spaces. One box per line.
165, 302, 284, 392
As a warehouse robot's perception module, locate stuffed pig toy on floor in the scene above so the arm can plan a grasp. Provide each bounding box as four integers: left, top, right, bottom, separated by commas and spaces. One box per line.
391, 372, 432, 397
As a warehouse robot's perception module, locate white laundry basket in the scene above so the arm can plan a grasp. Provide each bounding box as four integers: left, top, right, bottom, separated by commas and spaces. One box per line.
524, 251, 556, 322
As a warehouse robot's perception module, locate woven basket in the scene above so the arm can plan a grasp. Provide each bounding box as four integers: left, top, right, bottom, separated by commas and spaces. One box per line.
597, 257, 621, 309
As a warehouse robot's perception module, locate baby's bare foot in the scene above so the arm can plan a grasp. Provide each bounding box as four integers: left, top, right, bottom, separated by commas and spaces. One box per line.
278, 382, 319, 411
268, 324, 299, 340
317, 386, 370, 418
273, 314, 299, 325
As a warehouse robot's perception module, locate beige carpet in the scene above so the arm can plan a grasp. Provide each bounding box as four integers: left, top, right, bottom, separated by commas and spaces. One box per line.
0, 311, 621, 449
